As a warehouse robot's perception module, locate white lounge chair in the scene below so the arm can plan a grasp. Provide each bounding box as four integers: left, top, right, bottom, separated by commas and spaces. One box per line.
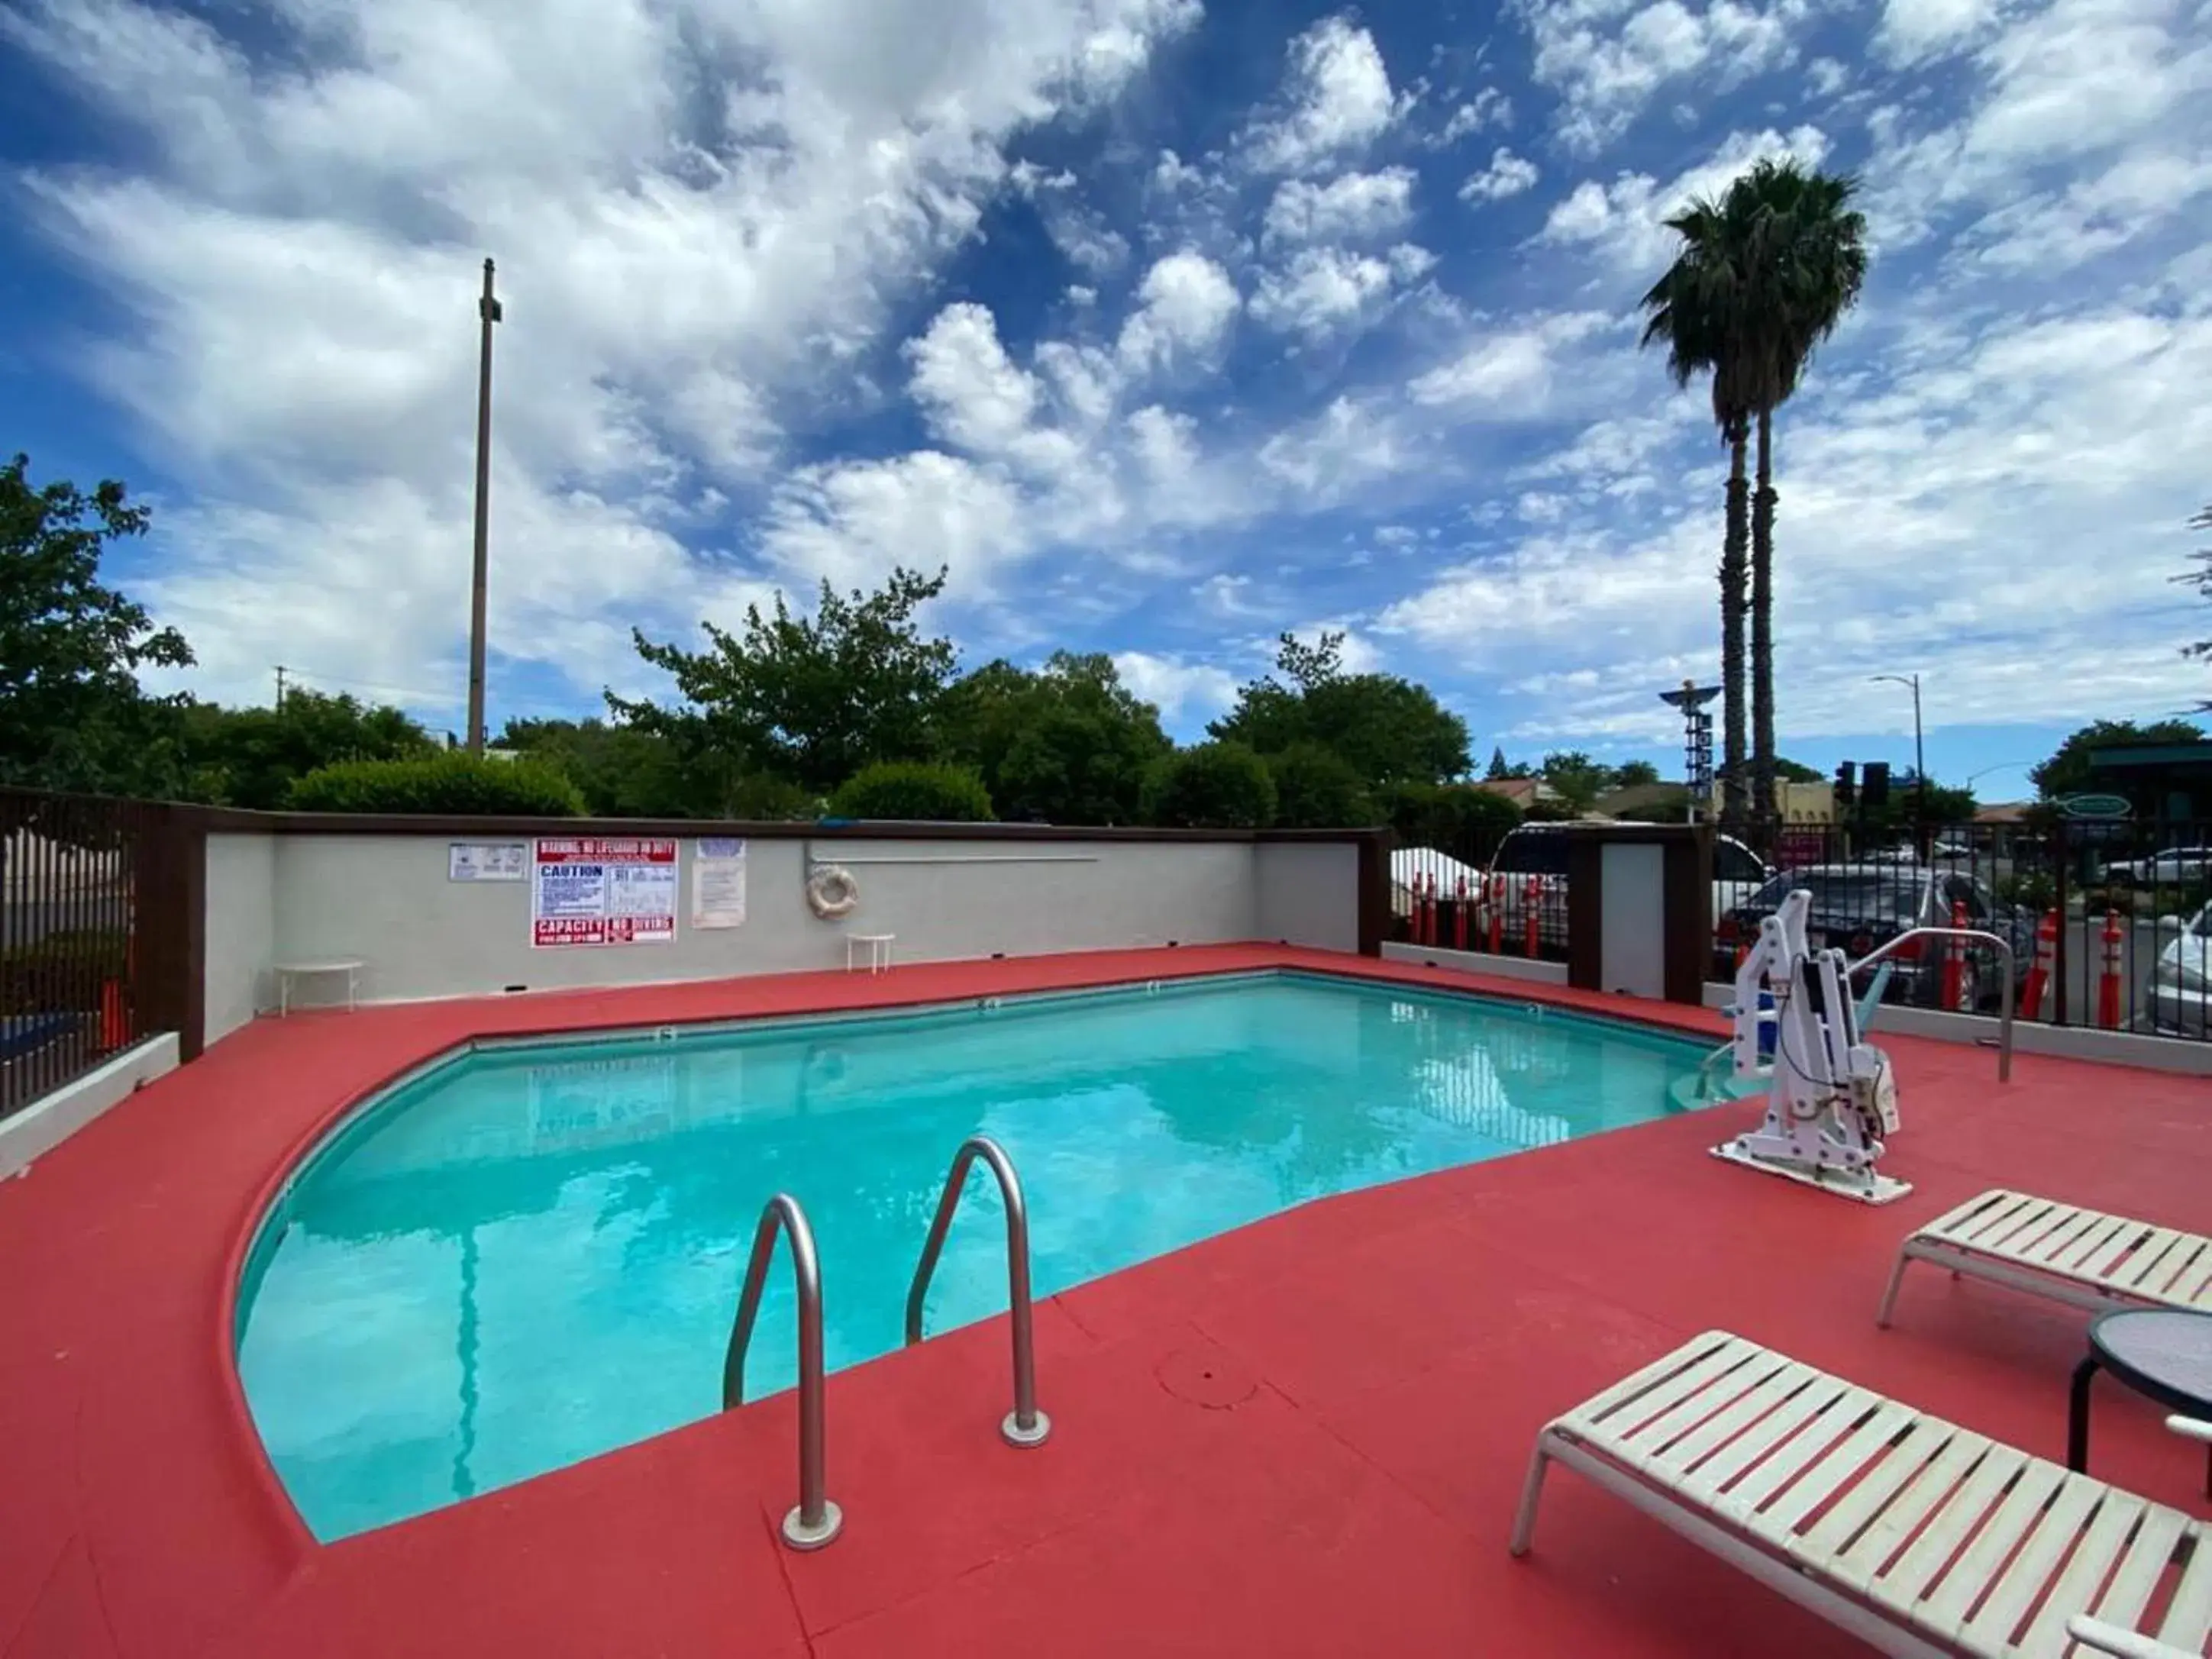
1510, 1330, 2212, 1658
1878, 1191, 2212, 1328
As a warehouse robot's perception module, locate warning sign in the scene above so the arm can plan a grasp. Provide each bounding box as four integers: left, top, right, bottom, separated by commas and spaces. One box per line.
531, 838, 678, 948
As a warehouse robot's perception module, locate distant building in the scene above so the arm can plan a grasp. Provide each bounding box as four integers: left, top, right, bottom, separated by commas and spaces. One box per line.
2083, 739, 2212, 822
1471, 777, 1559, 809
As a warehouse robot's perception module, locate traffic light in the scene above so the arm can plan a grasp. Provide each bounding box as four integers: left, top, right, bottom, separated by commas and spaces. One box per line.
1834, 761, 1855, 808
1863, 761, 1891, 809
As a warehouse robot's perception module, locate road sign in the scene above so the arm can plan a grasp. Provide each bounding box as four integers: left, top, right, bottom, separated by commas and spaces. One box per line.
2059, 793, 2131, 821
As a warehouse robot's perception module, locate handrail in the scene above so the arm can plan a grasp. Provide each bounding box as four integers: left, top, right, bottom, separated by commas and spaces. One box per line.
906, 1135, 1051, 1448
1697, 926, 2016, 1095
722, 1193, 842, 1550
1845, 926, 2016, 1083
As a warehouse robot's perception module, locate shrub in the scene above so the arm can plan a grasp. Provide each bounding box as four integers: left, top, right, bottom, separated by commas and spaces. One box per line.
287, 751, 587, 815
1385, 782, 1522, 858
826, 760, 995, 821
1141, 742, 1277, 829
1266, 744, 1377, 828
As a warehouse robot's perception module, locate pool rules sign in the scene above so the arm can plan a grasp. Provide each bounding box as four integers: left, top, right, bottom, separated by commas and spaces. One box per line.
531, 838, 679, 948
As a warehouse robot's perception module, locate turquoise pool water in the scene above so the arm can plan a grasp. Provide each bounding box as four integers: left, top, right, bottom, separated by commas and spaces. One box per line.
236, 971, 1709, 1539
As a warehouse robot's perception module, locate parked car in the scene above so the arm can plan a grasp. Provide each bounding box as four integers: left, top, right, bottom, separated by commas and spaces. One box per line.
1717, 863, 2034, 1012
2102, 844, 2212, 888
2146, 901, 2211, 1038
1482, 821, 1770, 951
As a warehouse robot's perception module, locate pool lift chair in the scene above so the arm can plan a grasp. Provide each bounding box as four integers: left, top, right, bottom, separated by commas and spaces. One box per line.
1712, 887, 1909, 1206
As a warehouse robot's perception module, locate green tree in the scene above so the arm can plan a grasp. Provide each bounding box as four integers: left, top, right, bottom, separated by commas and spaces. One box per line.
288, 751, 586, 815
1612, 759, 1661, 789
1, 453, 194, 793
1210, 631, 1469, 788
1774, 755, 1822, 783
827, 760, 993, 821
1540, 750, 1615, 813
1266, 744, 1377, 828
1141, 741, 1277, 828
1642, 160, 1868, 830
2030, 718, 2205, 800
1486, 746, 1511, 780
499, 716, 703, 818
614, 566, 957, 797
939, 652, 1170, 824
184, 690, 433, 809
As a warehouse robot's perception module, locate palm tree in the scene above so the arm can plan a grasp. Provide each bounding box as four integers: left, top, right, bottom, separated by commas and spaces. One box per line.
1639, 205, 1756, 826
1735, 163, 1867, 834
1641, 160, 1867, 834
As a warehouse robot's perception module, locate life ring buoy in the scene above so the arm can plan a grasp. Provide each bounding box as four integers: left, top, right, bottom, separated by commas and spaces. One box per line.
806, 863, 860, 919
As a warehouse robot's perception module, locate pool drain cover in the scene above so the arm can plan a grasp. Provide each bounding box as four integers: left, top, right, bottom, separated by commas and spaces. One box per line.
1154, 1347, 1258, 1409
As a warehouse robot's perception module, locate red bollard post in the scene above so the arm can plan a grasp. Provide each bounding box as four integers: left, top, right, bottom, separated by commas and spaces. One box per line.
2097, 909, 2125, 1029
1487, 875, 1503, 955
1525, 874, 1545, 957
1453, 876, 1468, 951
1942, 899, 1968, 1011
2018, 909, 2057, 1018
98, 980, 127, 1050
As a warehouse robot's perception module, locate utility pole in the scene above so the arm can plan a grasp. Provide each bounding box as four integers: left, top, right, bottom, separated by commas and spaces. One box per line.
274, 664, 288, 710
467, 257, 503, 755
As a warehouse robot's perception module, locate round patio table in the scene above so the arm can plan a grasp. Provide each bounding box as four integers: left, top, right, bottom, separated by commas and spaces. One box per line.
2068, 1308, 2212, 1496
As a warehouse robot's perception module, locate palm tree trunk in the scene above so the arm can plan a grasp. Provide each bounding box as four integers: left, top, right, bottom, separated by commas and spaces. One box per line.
1720, 420, 1750, 825
1750, 406, 1777, 841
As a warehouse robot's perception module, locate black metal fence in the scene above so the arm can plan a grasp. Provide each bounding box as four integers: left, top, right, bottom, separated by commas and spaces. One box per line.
1745, 818, 2212, 1041
1388, 812, 2212, 1042
1, 789, 182, 1118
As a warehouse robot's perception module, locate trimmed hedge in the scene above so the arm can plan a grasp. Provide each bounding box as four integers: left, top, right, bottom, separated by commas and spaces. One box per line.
287, 751, 587, 815
1141, 741, 1277, 829
826, 761, 996, 822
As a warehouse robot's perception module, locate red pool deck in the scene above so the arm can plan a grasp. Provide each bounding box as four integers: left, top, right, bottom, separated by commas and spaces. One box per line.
2, 943, 2206, 1658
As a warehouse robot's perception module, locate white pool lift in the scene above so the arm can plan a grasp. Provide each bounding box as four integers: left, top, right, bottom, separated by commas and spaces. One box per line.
1711, 887, 1909, 1205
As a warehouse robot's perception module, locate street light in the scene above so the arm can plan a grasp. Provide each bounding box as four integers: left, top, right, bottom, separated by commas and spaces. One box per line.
1869, 672, 1925, 824
1965, 760, 2036, 791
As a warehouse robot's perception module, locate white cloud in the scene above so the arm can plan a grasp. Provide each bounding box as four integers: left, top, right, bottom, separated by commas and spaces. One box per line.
1805, 54, 1849, 95
1110, 650, 1240, 721
1875, 0, 2000, 66
1863, 0, 2212, 252
1459, 147, 1541, 203
906, 303, 1041, 455
1242, 15, 1407, 174
1538, 124, 1832, 276
1251, 245, 1436, 341
1437, 87, 1513, 144
1262, 167, 1416, 245
1380, 301, 2212, 741
1520, 0, 1812, 154
760, 450, 1028, 599
3, 0, 1203, 708
1406, 311, 1615, 409
1116, 250, 1242, 372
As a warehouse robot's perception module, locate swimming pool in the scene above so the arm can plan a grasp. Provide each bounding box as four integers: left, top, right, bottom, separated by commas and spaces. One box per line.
235, 970, 1712, 1539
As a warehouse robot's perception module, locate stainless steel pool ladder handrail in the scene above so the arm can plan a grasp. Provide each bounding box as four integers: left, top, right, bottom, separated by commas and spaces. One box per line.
1847, 926, 2015, 1083
1694, 926, 2016, 1096
722, 1193, 843, 1550
905, 1135, 1051, 1448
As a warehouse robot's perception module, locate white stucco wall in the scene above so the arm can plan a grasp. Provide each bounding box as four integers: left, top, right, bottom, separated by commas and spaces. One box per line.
1253, 840, 1361, 952
260, 834, 1271, 1006
204, 832, 276, 1043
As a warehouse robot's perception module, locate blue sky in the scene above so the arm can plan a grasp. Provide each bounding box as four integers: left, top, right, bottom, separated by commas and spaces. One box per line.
4, 0, 2207, 799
